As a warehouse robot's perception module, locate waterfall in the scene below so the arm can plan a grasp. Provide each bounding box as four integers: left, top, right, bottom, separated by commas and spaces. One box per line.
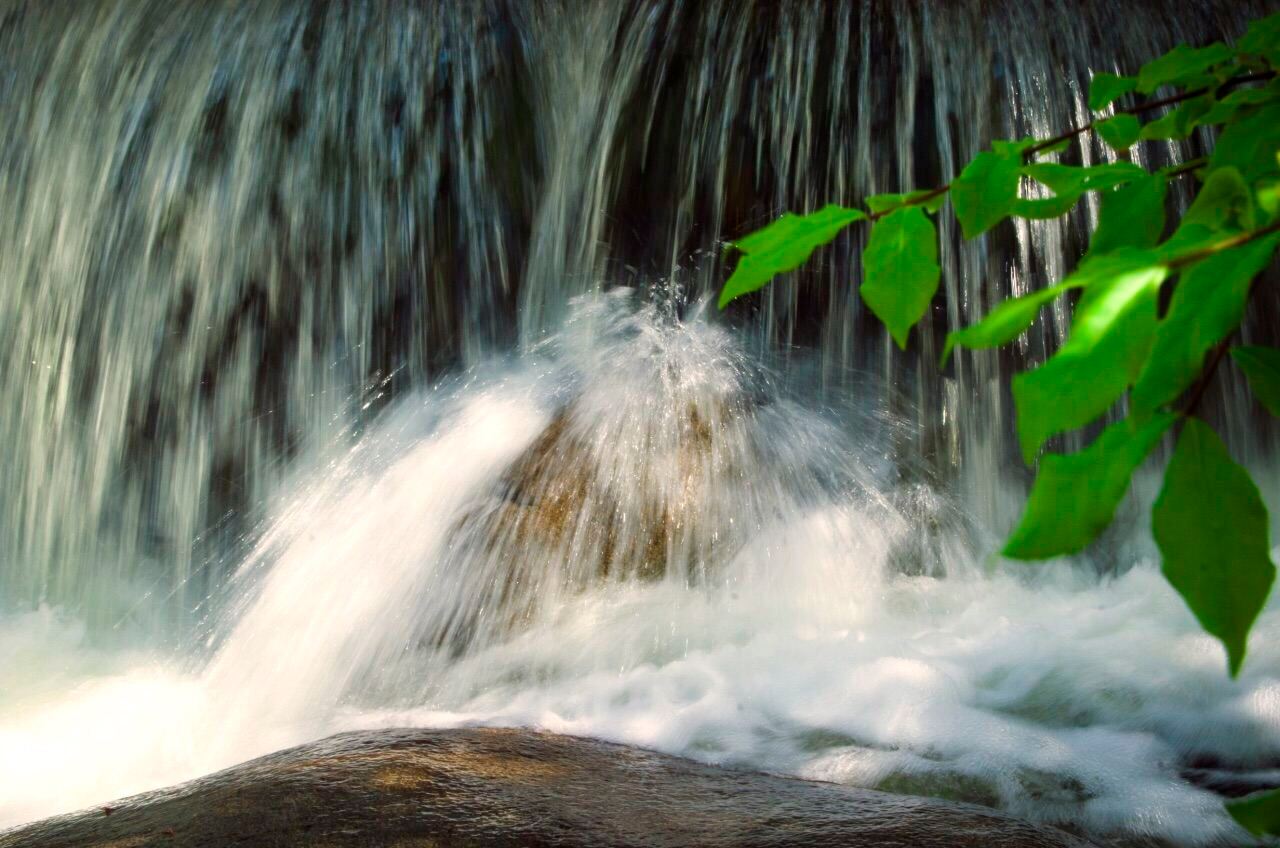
3, 0, 1272, 622
2, 1, 1278, 844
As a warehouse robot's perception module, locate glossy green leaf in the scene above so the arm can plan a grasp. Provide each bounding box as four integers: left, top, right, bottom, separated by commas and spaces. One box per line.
1211, 103, 1280, 182
1139, 96, 1213, 141
1011, 193, 1082, 220
942, 250, 1153, 363
1086, 173, 1168, 259
1037, 138, 1073, 156
1022, 161, 1146, 195
1012, 162, 1151, 222
866, 190, 948, 215
1183, 167, 1255, 231
1228, 787, 1280, 837
1194, 79, 1280, 127
1137, 42, 1233, 94
1095, 114, 1142, 151
951, 146, 1024, 239
1088, 72, 1139, 110
1238, 12, 1280, 58
719, 205, 866, 307
943, 281, 1076, 365
1132, 236, 1280, 413
993, 138, 1037, 156
1156, 222, 1222, 260
1258, 179, 1280, 219
1004, 414, 1175, 559
1013, 262, 1169, 462
1232, 345, 1280, 416
860, 207, 941, 349
1153, 418, 1275, 677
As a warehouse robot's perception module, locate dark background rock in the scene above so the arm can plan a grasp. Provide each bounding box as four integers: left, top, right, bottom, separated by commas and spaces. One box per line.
0, 727, 1098, 848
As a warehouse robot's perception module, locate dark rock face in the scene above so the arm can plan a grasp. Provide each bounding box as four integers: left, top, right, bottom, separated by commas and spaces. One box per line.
1, 727, 1096, 848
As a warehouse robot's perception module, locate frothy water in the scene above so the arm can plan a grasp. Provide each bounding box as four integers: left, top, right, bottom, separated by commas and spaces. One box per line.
3, 296, 1279, 846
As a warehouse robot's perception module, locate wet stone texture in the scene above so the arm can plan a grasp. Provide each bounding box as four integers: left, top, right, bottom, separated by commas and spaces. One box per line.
0, 727, 1096, 848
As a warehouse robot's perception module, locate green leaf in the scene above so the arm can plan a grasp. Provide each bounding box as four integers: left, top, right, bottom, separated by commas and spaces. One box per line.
1004, 414, 1175, 559
1156, 222, 1222, 260
1228, 787, 1280, 837
951, 146, 1024, 239
1193, 79, 1280, 127
1088, 72, 1139, 110
1087, 173, 1168, 259
1133, 236, 1280, 413
1238, 12, 1280, 58
719, 205, 867, 307
1258, 179, 1280, 220
860, 207, 941, 349
1183, 167, 1255, 231
1037, 138, 1072, 156
1232, 345, 1280, 416
943, 280, 1077, 364
942, 249, 1154, 363
1011, 162, 1151, 222
1211, 103, 1280, 182
1010, 194, 1082, 220
866, 190, 948, 215
1013, 261, 1169, 462
1022, 161, 1146, 195
992, 138, 1037, 156
1138, 96, 1213, 141
1153, 418, 1275, 677
1095, 114, 1142, 151
1137, 42, 1233, 94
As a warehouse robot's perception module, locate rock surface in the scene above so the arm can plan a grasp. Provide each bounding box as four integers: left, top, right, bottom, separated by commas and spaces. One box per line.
1, 727, 1097, 848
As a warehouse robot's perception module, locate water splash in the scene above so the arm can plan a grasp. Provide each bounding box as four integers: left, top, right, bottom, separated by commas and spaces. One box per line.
2, 297, 1278, 846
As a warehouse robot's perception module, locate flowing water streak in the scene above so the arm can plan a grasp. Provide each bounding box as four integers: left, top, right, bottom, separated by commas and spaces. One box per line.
0, 1, 523, 622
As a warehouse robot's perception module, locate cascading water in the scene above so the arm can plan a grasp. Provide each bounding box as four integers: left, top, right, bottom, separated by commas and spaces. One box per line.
2, 1, 1279, 845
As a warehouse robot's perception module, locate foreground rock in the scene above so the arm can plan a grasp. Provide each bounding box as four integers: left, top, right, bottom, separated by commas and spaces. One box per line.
2, 728, 1095, 848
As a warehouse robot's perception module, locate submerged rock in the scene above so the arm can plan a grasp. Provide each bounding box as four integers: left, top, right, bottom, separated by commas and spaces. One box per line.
1, 727, 1096, 848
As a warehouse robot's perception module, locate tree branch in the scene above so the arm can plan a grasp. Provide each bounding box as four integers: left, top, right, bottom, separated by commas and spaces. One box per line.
864, 70, 1276, 221
1024, 71, 1275, 157
1168, 220, 1280, 270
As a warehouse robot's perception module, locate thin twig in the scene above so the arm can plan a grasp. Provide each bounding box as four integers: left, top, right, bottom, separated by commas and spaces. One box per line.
1162, 156, 1209, 179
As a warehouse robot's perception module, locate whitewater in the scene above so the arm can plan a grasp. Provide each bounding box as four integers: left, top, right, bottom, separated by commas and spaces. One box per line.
3, 295, 1278, 847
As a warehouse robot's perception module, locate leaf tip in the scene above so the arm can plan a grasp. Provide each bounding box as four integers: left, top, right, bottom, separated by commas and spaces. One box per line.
940, 337, 956, 367
1227, 645, 1244, 679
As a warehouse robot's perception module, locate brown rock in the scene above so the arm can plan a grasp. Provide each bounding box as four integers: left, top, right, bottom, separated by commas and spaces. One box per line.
0, 728, 1098, 848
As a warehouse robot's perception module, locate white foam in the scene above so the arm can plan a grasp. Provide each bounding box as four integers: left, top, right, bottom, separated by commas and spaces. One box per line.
1, 300, 1274, 846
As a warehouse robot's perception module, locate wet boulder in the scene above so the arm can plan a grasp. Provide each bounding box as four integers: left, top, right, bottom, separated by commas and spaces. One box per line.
0, 727, 1097, 848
